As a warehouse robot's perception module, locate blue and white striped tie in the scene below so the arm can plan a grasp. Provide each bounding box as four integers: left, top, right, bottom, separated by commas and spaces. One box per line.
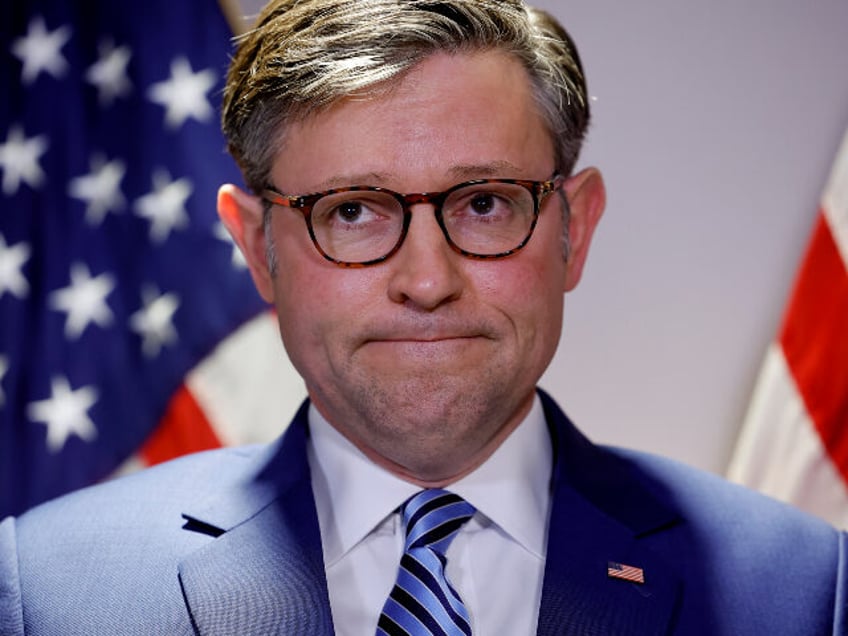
377, 489, 476, 636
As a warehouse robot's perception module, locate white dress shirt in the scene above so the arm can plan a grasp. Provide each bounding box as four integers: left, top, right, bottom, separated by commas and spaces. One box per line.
307, 395, 553, 636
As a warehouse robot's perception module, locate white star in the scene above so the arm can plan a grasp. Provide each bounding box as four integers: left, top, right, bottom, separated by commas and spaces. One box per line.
0, 355, 8, 408
147, 57, 216, 129
0, 234, 31, 299
27, 376, 98, 453
49, 263, 115, 340
68, 156, 126, 225
130, 286, 180, 358
133, 170, 192, 242
214, 222, 247, 269
85, 40, 132, 105
11, 17, 72, 85
0, 125, 49, 195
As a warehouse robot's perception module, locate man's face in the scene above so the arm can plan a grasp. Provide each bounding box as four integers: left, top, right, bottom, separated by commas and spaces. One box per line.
221, 50, 604, 484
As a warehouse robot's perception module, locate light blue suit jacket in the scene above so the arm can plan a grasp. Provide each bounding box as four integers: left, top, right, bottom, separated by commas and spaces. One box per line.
1, 390, 846, 634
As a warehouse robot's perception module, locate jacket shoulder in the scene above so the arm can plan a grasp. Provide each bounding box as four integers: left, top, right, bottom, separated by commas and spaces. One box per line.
606, 446, 847, 634
538, 389, 846, 634
20, 444, 267, 526
0, 444, 273, 635
608, 445, 837, 539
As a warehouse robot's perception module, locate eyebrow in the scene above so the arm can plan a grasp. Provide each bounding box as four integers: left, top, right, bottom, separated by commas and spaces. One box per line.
310, 172, 395, 191
310, 161, 524, 192
448, 161, 523, 180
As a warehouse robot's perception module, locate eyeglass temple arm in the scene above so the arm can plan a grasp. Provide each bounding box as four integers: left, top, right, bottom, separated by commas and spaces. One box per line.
261, 189, 310, 209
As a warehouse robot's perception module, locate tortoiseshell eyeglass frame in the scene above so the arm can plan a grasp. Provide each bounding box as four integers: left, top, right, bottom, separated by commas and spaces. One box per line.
261, 175, 564, 268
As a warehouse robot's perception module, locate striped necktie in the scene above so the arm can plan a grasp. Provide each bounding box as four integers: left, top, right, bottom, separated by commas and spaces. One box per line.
377, 489, 476, 636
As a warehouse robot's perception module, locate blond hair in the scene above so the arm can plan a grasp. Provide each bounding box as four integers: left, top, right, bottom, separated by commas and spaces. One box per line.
222, 0, 590, 195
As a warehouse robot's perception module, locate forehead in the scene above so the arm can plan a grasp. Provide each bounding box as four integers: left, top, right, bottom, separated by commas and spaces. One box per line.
271, 50, 556, 192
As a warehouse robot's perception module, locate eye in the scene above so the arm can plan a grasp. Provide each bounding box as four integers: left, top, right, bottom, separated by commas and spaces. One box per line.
321, 198, 382, 227
336, 201, 365, 223
449, 188, 516, 221
313, 191, 400, 231
469, 193, 497, 216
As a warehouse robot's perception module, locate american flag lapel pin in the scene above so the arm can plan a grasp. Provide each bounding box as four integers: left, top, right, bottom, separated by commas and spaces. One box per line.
607, 561, 645, 584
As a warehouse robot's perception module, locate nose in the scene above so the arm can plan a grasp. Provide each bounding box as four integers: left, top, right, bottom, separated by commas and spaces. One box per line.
386, 204, 465, 309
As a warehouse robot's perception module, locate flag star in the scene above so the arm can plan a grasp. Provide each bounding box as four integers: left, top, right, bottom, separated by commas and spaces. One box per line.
0, 355, 8, 407
68, 156, 126, 225
27, 376, 98, 453
11, 17, 72, 84
147, 57, 216, 129
49, 263, 116, 339
0, 125, 49, 195
85, 40, 133, 105
133, 170, 192, 242
130, 286, 180, 358
214, 222, 247, 269
0, 234, 31, 299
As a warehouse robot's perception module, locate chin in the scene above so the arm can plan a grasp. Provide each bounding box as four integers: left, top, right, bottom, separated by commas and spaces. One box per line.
353, 377, 505, 438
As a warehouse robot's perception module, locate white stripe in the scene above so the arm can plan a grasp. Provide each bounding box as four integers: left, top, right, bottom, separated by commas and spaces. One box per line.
727, 344, 848, 528
822, 128, 848, 272
185, 312, 307, 446
105, 312, 305, 479
106, 455, 148, 478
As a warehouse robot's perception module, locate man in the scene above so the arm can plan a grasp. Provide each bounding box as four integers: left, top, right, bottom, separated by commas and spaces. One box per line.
1, 1, 845, 634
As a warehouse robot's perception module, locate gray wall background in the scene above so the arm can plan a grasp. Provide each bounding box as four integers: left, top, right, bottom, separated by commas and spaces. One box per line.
235, 0, 848, 475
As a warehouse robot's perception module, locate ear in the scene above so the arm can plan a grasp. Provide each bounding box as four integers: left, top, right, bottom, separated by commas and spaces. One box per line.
217, 184, 275, 303
562, 167, 606, 291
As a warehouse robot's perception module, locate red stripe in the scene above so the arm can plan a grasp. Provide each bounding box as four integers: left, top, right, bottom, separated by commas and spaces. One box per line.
139, 384, 223, 466
779, 212, 848, 481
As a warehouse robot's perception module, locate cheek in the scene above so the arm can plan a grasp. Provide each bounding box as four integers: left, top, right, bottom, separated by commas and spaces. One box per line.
513, 262, 566, 372
270, 222, 347, 329
480, 218, 568, 303
272, 258, 378, 351
475, 253, 566, 342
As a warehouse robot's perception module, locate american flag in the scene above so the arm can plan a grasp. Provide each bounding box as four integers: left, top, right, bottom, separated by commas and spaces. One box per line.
0, 1, 289, 518
728, 127, 848, 528
607, 561, 645, 584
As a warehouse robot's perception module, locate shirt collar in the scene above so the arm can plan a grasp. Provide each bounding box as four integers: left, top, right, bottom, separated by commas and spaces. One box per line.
307, 393, 552, 566
450, 395, 551, 558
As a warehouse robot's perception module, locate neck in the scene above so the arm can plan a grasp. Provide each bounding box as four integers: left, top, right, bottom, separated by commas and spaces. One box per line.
324, 393, 536, 487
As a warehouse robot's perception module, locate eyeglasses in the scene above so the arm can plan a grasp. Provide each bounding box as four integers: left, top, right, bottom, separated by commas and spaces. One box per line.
261, 176, 564, 267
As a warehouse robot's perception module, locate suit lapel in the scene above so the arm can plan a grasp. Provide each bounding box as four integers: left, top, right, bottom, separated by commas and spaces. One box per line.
536, 390, 683, 636
174, 391, 684, 635
178, 402, 335, 636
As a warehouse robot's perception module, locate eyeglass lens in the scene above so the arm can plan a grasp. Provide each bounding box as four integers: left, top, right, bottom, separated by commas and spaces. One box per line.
309, 182, 537, 264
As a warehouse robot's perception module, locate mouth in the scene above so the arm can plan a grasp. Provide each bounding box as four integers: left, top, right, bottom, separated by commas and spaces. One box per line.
366, 334, 483, 346
361, 333, 490, 359
357, 316, 499, 362
374, 333, 479, 342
